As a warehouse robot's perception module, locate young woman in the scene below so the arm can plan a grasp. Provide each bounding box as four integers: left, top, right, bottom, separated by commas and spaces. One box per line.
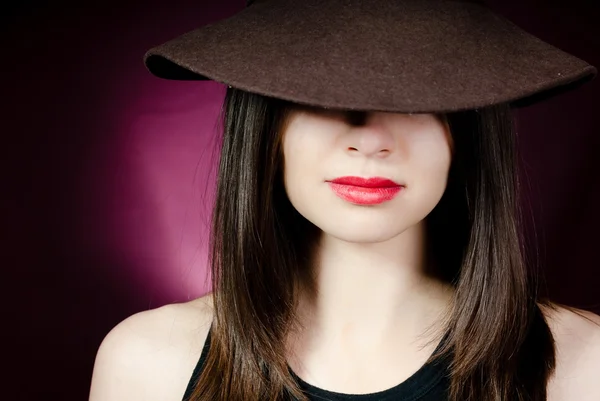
89, 0, 600, 400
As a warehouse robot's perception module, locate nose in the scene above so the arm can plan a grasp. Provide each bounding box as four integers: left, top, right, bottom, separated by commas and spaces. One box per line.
344, 111, 395, 158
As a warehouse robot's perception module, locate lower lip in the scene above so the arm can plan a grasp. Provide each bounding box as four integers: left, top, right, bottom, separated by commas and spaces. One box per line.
327, 183, 403, 205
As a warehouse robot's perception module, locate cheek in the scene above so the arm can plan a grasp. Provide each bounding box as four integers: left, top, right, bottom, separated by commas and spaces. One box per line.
280, 130, 338, 234
419, 147, 452, 180
281, 131, 321, 202
411, 127, 452, 171
403, 129, 452, 203
281, 117, 335, 182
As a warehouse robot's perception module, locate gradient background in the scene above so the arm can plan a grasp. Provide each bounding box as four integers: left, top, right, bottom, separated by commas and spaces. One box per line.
2, 0, 599, 400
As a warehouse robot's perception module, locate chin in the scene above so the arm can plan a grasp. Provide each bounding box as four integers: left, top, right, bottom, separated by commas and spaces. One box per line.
321, 223, 410, 244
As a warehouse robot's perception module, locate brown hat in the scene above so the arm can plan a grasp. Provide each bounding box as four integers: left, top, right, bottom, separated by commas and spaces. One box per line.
143, 0, 596, 113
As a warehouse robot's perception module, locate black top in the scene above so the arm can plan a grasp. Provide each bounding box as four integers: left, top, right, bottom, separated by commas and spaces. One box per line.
182, 325, 451, 400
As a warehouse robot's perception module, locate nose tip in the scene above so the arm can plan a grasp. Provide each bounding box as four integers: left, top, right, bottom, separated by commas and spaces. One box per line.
348, 145, 391, 157
348, 139, 392, 158
346, 112, 394, 157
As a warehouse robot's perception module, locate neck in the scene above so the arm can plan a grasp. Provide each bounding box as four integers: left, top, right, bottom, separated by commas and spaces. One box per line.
293, 221, 454, 350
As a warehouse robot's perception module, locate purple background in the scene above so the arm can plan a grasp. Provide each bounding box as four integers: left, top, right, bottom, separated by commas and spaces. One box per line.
2, 0, 599, 400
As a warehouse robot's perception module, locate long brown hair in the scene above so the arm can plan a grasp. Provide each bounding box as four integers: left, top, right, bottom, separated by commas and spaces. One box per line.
188, 87, 556, 401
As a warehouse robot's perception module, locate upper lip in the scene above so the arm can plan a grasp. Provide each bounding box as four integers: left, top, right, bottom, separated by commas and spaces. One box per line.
327, 176, 403, 188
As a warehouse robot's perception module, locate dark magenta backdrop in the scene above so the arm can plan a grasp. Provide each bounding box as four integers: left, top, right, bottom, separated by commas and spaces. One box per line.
2, 1, 599, 400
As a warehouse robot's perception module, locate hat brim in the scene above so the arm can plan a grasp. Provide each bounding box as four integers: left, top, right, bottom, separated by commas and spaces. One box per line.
144, 0, 596, 113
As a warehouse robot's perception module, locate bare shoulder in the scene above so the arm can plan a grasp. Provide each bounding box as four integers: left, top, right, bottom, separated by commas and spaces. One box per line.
540, 302, 600, 401
89, 292, 214, 401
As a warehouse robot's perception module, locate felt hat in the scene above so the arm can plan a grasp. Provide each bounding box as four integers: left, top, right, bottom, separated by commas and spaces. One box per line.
143, 0, 596, 113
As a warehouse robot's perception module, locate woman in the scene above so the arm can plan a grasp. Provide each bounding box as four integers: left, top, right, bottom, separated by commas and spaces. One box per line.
89, 0, 600, 400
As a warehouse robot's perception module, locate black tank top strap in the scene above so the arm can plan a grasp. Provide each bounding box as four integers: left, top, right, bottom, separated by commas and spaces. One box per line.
182, 321, 213, 401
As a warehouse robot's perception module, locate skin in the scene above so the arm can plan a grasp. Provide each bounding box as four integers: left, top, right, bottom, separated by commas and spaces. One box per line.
281, 107, 455, 391
89, 108, 600, 400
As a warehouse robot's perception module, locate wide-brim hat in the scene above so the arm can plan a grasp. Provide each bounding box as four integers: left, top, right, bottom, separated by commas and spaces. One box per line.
143, 0, 596, 113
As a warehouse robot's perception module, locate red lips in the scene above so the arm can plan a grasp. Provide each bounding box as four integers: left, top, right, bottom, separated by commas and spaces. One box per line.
326, 176, 404, 205
327, 176, 402, 188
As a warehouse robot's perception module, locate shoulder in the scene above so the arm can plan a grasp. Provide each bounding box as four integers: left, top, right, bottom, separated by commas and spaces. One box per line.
540, 302, 600, 401
89, 292, 214, 401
